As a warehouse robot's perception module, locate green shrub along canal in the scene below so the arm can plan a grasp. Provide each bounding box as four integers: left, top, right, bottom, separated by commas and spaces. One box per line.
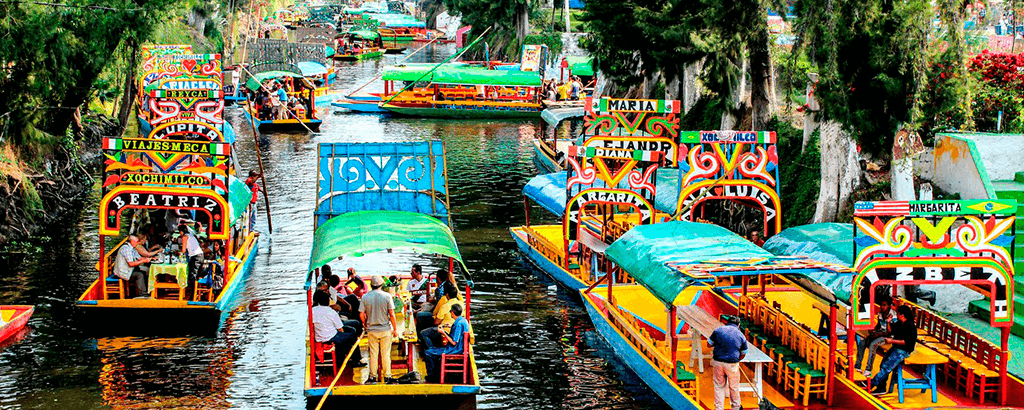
0, 43, 667, 409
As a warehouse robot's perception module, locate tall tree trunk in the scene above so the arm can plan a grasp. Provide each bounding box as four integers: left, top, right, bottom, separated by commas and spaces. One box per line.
748, 16, 774, 130
812, 121, 859, 222
117, 38, 141, 134
802, 73, 820, 153
720, 56, 746, 130
515, 3, 530, 41
682, 61, 701, 114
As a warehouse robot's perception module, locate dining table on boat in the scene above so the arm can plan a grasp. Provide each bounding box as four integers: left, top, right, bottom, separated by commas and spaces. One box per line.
676, 305, 773, 398
147, 261, 188, 295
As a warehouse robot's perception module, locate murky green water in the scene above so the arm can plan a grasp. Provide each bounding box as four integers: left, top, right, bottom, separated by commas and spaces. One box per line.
0, 43, 666, 409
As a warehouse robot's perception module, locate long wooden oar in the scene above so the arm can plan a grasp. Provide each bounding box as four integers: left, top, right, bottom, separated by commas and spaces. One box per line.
314, 331, 365, 410
344, 35, 443, 97
247, 112, 273, 234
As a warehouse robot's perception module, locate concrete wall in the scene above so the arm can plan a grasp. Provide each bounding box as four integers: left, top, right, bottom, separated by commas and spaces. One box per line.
961, 133, 1024, 181
931, 134, 993, 200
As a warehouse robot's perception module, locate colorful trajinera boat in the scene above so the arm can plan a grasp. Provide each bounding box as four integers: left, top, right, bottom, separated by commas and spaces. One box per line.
0, 305, 33, 345
513, 96, 1024, 409
76, 47, 260, 335
240, 69, 324, 132
380, 45, 549, 119
333, 30, 385, 61
303, 141, 479, 402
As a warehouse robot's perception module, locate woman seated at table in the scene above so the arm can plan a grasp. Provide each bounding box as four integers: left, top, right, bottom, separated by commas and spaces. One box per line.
200, 240, 225, 291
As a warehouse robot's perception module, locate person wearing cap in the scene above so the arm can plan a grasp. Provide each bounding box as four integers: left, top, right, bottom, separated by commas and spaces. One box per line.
360, 275, 398, 384
708, 315, 747, 410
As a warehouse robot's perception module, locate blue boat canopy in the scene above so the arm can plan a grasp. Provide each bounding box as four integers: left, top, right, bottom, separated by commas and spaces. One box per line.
523, 172, 567, 216
606, 221, 773, 305
297, 61, 329, 77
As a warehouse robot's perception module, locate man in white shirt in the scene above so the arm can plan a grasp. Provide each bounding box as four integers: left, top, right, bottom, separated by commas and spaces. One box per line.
406, 264, 429, 312
312, 290, 365, 369
178, 224, 205, 295
113, 235, 152, 298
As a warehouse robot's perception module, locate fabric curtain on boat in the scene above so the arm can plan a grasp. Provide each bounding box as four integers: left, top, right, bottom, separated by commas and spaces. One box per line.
762, 222, 855, 303
605, 221, 773, 305
307, 210, 466, 273
245, 70, 303, 91
297, 61, 329, 77
566, 56, 595, 77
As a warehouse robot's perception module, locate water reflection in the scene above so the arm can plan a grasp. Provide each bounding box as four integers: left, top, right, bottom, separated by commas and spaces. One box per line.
0, 42, 665, 409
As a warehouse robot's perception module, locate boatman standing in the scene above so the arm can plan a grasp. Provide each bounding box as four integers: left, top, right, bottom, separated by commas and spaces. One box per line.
708, 315, 747, 410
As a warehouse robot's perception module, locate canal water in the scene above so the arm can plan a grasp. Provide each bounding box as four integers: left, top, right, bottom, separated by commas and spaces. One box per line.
0, 43, 667, 409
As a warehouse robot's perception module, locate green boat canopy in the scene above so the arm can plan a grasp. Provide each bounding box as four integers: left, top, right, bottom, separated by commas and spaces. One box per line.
604, 221, 773, 305
245, 70, 302, 91
307, 210, 466, 273
349, 30, 380, 40
227, 176, 253, 226
566, 56, 595, 77
381, 64, 542, 86
762, 223, 856, 303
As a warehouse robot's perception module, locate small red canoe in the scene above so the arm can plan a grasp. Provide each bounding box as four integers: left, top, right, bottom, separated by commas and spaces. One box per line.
0, 305, 33, 343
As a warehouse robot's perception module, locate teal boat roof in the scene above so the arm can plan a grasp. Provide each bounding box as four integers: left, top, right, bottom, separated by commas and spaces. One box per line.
763, 223, 856, 303
566, 56, 594, 77
297, 61, 328, 77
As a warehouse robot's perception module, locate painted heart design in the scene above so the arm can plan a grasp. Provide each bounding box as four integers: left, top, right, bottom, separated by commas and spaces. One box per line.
182, 59, 197, 73
714, 187, 724, 196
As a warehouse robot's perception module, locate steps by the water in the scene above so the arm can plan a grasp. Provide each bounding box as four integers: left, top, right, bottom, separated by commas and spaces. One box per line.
947, 313, 1024, 378
974, 178, 1024, 335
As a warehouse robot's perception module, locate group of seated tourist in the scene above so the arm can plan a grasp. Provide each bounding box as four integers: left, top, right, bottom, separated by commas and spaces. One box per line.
112, 210, 226, 300
310, 264, 469, 384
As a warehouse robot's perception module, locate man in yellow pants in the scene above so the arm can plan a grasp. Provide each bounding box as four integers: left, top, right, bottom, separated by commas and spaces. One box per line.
361, 275, 398, 384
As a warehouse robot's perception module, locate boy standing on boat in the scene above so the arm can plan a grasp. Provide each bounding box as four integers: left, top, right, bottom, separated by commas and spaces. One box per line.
708, 316, 747, 410
870, 305, 917, 394
360, 275, 398, 384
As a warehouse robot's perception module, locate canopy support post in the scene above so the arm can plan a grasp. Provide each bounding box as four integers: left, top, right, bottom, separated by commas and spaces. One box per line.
847, 308, 856, 380
606, 258, 614, 320
99, 234, 105, 299
1001, 326, 1009, 405
759, 273, 765, 295
827, 303, 837, 406
741, 275, 748, 296
524, 197, 531, 227
669, 304, 677, 381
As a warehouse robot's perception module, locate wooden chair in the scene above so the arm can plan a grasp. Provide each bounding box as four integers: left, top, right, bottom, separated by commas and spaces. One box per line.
783, 335, 818, 394
764, 318, 797, 380
791, 339, 828, 406
968, 345, 1002, 403
675, 360, 698, 397
314, 341, 339, 374
193, 275, 215, 302
440, 332, 471, 384
105, 275, 125, 300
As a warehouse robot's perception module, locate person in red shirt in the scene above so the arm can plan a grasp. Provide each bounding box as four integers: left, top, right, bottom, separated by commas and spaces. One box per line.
244, 170, 262, 204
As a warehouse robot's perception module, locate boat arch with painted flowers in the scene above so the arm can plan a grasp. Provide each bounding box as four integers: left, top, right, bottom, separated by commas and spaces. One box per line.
303, 141, 480, 402
76, 47, 260, 336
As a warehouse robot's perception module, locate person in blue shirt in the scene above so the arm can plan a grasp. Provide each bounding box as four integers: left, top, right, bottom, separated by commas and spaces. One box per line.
423, 303, 469, 383
275, 83, 288, 119
708, 316, 747, 410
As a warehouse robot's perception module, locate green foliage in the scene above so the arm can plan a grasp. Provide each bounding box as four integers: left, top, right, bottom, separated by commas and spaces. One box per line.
792, 0, 932, 155
441, 0, 536, 38
0, 0, 183, 142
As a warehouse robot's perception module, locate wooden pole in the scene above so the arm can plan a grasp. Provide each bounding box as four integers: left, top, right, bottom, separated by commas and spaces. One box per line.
1001, 326, 1009, 405
827, 303, 837, 406
669, 305, 677, 381
345, 35, 443, 97
524, 197, 531, 227
314, 330, 365, 410
247, 99, 274, 234
847, 309, 856, 381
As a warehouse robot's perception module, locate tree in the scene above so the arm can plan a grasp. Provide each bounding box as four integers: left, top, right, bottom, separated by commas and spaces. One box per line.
581, 0, 782, 129
0, 0, 182, 142
792, 0, 931, 220
442, 0, 536, 43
